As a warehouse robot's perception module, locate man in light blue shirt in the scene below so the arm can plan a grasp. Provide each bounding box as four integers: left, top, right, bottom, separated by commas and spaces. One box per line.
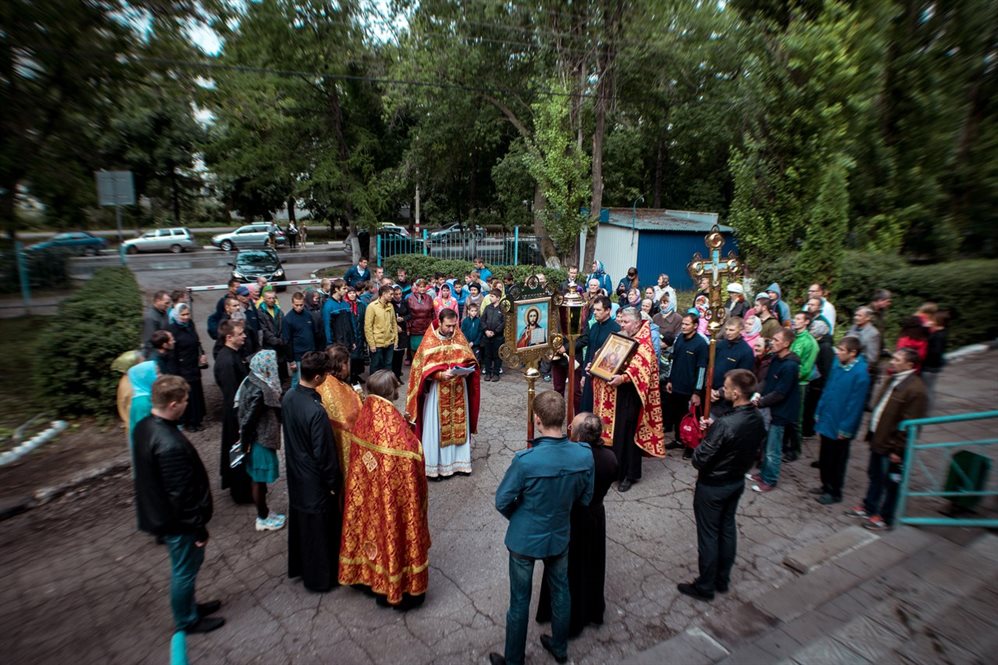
490, 391, 594, 665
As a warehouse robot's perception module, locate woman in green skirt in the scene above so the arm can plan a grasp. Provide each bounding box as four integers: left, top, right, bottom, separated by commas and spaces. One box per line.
237, 350, 286, 531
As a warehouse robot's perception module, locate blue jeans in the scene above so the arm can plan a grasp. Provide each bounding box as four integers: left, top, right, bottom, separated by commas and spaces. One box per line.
760, 424, 785, 486
291, 366, 300, 388
369, 346, 393, 375
164, 534, 205, 630
863, 450, 902, 525
505, 549, 569, 665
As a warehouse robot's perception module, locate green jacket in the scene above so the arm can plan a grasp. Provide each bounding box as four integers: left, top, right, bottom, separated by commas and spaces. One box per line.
791, 330, 819, 381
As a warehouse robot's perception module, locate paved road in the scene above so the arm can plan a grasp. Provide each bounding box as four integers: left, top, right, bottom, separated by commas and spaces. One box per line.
2, 345, 994, 664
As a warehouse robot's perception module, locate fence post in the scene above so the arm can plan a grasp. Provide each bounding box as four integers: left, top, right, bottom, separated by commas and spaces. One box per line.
376, 233, 382, 267
15, 241, 32, 315
513, 226, 519, 266
422, 229, 428, 256
895, 424, 918, 525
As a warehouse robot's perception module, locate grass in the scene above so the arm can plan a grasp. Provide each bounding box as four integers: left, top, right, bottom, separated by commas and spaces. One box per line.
0, 316, 48, 428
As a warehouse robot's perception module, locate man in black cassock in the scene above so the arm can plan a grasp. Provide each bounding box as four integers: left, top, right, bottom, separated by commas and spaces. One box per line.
577, 295, 621, 412
213, 320, 252, 504
282, 351, 342, 592
536, 412, 618, 637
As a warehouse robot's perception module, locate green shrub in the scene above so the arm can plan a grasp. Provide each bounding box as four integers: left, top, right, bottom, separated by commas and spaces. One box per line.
753, 251, 998, 348
35, 267, 144, 417
383, 254, 567, 286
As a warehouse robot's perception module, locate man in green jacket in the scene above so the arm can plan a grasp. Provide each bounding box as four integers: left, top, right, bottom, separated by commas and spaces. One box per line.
785, 311, 819, 461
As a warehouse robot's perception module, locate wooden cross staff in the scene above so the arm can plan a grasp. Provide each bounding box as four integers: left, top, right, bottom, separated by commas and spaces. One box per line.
687, 226, 743, 420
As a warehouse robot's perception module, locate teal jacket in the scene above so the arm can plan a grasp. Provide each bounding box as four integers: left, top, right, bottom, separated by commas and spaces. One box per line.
495, 436, 594, 558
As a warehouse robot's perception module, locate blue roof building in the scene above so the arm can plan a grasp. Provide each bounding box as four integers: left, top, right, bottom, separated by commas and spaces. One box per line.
590, 208, 736, 291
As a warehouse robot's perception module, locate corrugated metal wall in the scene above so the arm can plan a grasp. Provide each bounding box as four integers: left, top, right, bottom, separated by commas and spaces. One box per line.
592, 224, 638, 288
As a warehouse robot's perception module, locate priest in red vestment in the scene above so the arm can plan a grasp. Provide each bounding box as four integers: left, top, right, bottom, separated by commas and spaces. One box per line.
592, 306, 666, 491
339, 370, 431, 609
404, 308, 481, 478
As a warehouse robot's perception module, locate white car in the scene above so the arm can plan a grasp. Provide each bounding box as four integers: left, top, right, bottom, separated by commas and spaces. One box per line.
122, 227, 198, 254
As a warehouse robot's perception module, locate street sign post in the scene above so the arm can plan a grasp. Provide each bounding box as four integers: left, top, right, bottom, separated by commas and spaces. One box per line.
95, 171, 135, 263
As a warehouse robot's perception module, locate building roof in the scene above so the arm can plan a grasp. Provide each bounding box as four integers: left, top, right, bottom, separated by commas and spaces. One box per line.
598, 207, 732, 233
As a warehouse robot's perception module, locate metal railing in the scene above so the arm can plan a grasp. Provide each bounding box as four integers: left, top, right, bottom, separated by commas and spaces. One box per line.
895, 410, 998, 528
375, 226, 542, 266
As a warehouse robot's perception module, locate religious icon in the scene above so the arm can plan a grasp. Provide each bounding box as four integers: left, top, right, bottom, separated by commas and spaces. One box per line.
590, 333, 639, 381
514, 299, 550, 349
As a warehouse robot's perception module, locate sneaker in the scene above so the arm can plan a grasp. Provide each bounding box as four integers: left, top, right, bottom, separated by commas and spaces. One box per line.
256, 513, 286, 531
543, 374, 552, 382
863, 515, 891, 531
752, 481, 775, 493
817, 493, 842, 505
745, 472, 762, 483
843, 505, 869, 518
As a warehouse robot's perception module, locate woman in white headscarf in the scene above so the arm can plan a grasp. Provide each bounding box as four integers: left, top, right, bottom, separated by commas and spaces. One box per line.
236, 350, 286, 532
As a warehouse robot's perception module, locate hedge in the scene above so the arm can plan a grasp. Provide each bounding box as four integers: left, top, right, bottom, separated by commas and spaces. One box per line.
752, 251, 998, 348
382, 254, 568, 288
35, 267, 144, 417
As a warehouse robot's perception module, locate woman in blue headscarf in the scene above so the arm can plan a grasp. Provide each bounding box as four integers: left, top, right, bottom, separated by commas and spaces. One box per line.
127, 361, 160, 447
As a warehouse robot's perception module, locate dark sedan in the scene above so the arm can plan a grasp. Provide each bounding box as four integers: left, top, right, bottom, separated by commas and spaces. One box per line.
27, 231, 107, 256
229, 249, 288, 291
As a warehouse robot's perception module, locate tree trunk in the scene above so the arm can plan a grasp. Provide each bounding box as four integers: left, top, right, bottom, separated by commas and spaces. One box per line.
170, 167, 181, 223
532, 185, 558, 266
287, 197, 296, 223
653, 138, 664, 208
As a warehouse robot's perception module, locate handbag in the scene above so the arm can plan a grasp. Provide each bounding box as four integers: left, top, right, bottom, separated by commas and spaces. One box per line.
678, 403, 704, 449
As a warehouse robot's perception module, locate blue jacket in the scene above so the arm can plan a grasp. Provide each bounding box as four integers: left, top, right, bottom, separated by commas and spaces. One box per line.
711, 336, 755, 387
282, 308, 317, 362
766, 282, 791, 325
586, 261, 612, 294
495, 436, 594, 558
461, 316, 483, 347
670, 332, 709, 395
343, 264, 370, 288
815, 356, 870, 440
758, 352, 801, 426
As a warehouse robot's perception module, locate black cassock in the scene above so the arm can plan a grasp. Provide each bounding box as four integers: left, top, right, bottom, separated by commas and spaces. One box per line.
213, 345, 252, 503
536, 442, 619, 637
282, 385, 342, 592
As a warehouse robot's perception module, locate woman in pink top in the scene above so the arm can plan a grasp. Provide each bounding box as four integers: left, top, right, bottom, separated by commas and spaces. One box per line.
433, 283, 458, 319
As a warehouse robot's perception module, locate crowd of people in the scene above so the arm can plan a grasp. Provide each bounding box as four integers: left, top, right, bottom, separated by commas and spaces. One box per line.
127, 254, 946, 665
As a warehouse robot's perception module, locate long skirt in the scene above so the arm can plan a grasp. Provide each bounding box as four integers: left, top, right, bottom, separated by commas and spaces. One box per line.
179, 379, 206, 428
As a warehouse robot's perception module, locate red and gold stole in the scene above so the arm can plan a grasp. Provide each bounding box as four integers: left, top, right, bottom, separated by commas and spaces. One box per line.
405, 322, 480, 446
317, 375, 363, 472
339, 395, 431, 604
592, 321, 666, 457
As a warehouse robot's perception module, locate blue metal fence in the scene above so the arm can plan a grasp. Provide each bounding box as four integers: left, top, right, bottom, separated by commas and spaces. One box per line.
375, 227, 541, 267
895, 410, 998, 528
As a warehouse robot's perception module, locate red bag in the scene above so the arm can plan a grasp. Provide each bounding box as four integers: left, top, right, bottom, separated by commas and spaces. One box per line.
679, 403, 704, 449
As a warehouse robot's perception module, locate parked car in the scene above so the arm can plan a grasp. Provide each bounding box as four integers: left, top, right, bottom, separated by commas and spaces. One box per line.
26, 231, 106, 256
229, 249, 287, 291
211, 223, 287, 251
122, 227, 198, 254
379, 223, 410, 237
377, 228, 429, 258
428, 222, 486, 242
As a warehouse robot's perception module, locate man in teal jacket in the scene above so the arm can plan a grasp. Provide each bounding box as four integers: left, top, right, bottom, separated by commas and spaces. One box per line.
491, 391, 594, 665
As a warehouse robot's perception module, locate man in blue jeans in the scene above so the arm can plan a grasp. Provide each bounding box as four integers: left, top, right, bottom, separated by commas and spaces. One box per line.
750, 328, 800, 493
132, 375, 223, 634
490, 391, 594, 665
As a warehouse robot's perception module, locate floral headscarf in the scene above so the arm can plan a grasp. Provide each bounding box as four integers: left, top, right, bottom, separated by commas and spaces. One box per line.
169, 302, 190, 325
235, 350, 282, 407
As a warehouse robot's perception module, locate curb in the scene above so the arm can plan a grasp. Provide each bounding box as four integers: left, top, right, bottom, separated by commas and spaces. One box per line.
0, 458, 131, 523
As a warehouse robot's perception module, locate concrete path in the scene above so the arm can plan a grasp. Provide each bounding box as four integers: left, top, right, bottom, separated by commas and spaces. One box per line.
1, 351, 995, 664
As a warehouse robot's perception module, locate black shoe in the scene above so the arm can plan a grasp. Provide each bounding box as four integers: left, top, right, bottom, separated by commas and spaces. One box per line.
782, 452, 799, 463
196, 600, 222, 617
715, 584, 729, 594
375, 595, 392, 607
185, 616, 225, 634
618, 479, 633, 492
810, 460, 821, 468
393, 593, 426, 611
539, 634, 568, 664
817, 493, 842, 505
493, 373, 500, 382
665, 441, 684, 451
488, 654, 506, 665
682, 448, 693, 460
677, 582, 714, 602
808, 487, 826, 495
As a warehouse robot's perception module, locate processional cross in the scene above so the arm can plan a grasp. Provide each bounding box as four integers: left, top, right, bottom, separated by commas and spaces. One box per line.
686, 226, 743, 419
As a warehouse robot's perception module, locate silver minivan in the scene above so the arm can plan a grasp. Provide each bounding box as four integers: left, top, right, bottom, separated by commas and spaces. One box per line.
122, 227, 198, 254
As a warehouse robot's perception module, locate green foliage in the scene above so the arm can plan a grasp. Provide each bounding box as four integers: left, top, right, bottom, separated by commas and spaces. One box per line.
383, 255, 566, 287
794, 155, 851, 293
35, 268, 143, 417
754, 252, 998, 348
0, 248, 71, 294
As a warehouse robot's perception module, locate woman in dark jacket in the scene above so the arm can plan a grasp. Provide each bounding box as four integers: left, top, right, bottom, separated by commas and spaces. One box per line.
237, 350, 286, 531
168, 303, 207, 430
405, 279, 435, 351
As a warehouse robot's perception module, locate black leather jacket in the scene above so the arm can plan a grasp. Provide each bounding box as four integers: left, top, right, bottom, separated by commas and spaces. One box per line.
132, 415, 213, 539
692, 405, 767, 486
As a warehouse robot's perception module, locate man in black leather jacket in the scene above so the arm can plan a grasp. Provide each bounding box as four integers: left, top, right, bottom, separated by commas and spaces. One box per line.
678, 369, 766, 602
132, 375, 224, 633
